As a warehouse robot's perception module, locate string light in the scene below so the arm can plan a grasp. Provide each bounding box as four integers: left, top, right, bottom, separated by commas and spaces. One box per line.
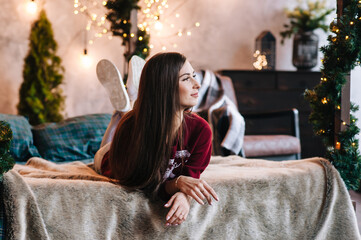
352, 142, 356, 147
337, 105, 341, 110
342, 121, 347, 125
321, 77, 327, 82
335, 141, 341, 150
321, 97, 328, 104
350, 21, 354, 25
345, 35, 350, 40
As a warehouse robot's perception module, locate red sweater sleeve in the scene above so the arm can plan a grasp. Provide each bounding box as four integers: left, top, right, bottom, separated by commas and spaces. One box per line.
182, 116, 212, 179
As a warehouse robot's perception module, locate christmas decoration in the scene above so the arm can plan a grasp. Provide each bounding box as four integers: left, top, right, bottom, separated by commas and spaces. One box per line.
18, 10, 65, 125
74, 0, 200, 59
0, 121, 15, 179
304, 0, 361, 190
253, 31, 276, 70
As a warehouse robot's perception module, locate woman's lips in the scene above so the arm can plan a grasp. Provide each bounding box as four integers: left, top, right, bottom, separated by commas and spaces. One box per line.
191, 93, 198, 98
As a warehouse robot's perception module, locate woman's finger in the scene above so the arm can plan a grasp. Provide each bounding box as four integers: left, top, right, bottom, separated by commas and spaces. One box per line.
189, 190, 205, 205
199, 186, 212, 205
167, 207, 182, 225
164, 194, 176, 208
203, 181, 219, 201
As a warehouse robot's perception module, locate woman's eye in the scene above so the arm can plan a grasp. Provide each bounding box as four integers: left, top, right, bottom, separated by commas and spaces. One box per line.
182, 77, 190, 81
192, 75, 196, 78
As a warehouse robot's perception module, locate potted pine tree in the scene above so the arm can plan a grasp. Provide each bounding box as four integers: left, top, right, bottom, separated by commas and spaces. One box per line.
18, 10, 65, 125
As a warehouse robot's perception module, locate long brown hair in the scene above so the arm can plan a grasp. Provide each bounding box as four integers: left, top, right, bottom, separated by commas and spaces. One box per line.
109, 52, 187, 195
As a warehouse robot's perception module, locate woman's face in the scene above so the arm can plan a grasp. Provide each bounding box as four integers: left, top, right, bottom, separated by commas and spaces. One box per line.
178, 61, 200, 110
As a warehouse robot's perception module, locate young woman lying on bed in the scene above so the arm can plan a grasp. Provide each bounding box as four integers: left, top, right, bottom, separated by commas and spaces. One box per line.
93, 52, 218, 227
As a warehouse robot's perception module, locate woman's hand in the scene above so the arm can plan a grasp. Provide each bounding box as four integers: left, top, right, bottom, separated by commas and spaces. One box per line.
176, 176, 218, 205
164, 192, 190, 226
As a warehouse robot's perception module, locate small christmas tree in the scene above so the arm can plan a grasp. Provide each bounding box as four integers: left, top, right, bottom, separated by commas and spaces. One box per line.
18, 10, 65, 125
0, 121, 15, 179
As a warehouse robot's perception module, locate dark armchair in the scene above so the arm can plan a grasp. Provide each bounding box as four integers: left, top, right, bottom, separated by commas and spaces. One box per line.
217, 74, 301, 161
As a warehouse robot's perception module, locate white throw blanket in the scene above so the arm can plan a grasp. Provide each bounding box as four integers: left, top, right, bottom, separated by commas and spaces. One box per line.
193, 70, 245, 155
2, 156, 360, 240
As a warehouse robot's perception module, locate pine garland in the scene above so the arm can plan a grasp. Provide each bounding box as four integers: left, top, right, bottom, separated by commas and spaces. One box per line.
0, 121, 15, 180
304, 0, 361, 190
105, 0, 150, 61
18, 10, 65, 125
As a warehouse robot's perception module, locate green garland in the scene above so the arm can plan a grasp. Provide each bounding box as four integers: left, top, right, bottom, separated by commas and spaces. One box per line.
105, 0, 150, 62
305, 0, 361, 190
0, 121, 15, 180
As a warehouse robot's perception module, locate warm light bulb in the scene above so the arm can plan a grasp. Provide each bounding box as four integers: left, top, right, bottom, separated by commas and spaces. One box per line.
345, 36, 349, 40
195, 22, 200, 27
26, 0, 37, 14
342, 121, 346, 125
162, 46, 166, 51
154, 21, 163, 31
143, 48, 148, 53
337, 105, 341, 109
81, 49, 92, 68
321, 97, 328, 104
130, 33, 135, 37
187, 31, 191, 36
335, 142, 341, 150
138, 36, 143, 41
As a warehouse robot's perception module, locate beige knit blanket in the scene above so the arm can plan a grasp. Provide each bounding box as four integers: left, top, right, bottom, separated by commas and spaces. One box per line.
2, 156, 360, 240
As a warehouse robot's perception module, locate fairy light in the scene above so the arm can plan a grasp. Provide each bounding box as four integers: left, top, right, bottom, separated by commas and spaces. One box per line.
345, 35, 350, 40
350, 21, 354, 25
130, 33, 135, 37
195, 22, 200, 27
342, 121, 347, 125
253, 50, 268, 70
337, 105, 341, 110
162, 46, 166, 51
321, 97, 328, 104
138, 36, 143, 41
187, 31, 191, 36
352, 142, 356, 147
335, 141, 341, 150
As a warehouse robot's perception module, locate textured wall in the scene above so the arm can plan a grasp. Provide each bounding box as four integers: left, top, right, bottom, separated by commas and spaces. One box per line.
0, 0, 360, 144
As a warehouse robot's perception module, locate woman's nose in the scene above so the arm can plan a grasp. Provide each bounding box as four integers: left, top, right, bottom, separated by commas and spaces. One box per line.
192, 78, 201, 89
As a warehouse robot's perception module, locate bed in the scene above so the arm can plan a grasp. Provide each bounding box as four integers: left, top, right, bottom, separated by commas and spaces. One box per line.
0, 113, 359, 239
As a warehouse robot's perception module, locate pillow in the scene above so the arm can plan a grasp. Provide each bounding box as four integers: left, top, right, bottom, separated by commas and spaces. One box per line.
0, 113, 40, 162
32, 113, 112, 162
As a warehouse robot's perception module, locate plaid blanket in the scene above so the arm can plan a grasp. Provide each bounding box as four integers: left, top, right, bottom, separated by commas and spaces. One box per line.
194, 70, 245, 155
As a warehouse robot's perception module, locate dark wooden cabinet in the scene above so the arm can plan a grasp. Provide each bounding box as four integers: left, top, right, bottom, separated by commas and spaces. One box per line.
220, 70, 326, 158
